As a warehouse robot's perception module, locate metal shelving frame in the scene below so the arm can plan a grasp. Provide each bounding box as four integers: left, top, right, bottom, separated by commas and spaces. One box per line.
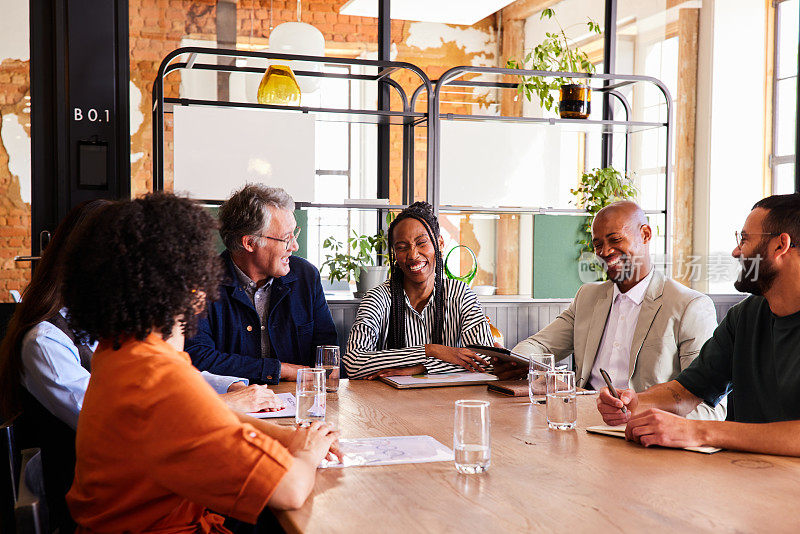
151, 46, 434, 205
151, 48, 675, 271
427, 65, 674, 255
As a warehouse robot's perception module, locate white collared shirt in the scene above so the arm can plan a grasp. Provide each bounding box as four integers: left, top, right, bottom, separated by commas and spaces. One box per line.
589, 269, 654, 390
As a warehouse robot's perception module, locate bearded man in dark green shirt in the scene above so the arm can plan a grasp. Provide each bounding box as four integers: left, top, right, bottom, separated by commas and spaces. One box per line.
597, 193, 800, 456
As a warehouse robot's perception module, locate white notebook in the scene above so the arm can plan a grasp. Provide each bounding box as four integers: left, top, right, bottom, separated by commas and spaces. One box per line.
380, 372, 497, 389
586, 425, 721, 454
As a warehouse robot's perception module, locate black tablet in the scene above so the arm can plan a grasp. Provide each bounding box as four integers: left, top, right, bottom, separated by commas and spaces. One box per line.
466, 345, 529, 366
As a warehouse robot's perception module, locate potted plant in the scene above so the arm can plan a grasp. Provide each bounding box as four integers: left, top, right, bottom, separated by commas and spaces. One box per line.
571, 166, 637, 252
506, 8, 601, 119
570, 167, 637, 281
322, 222, 392, 297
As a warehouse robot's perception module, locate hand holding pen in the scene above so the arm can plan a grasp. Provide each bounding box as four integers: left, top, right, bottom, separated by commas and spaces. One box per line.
596, 368, 638, 426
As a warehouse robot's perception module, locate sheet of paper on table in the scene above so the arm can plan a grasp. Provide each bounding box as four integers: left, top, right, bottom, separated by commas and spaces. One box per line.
320, 436, 455, 468
586, 425, 722, 454
247, 392, 297, 419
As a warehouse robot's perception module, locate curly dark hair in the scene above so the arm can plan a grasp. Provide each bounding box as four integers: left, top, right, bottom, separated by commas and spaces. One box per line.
62, 193, 223, 349
386, 201, 444, 349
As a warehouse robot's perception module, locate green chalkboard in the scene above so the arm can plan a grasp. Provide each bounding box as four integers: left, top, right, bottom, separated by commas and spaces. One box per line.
293, 209, 307, 259
532, 214, 588, 298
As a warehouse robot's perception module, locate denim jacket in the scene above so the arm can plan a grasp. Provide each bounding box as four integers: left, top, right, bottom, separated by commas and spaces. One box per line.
185, 251, 337, 384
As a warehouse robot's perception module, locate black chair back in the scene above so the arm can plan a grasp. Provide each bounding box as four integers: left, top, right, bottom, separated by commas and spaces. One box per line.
14, 449, 50, 534
18, 391, 76, 533
1, 414, 22, 533
15, 448, 48, 534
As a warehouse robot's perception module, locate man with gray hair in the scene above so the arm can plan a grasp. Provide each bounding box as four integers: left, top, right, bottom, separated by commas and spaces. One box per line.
186, 184, 337, 384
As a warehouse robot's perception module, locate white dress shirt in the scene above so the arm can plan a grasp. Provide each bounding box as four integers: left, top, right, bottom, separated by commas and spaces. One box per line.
21, 312, 97, 430
589, 270, 653, 390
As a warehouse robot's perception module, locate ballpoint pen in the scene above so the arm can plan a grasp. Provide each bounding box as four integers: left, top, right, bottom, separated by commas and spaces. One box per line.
599, 368, 627, 413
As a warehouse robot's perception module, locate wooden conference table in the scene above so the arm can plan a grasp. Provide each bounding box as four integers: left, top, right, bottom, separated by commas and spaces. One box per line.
270, 380, 800, 532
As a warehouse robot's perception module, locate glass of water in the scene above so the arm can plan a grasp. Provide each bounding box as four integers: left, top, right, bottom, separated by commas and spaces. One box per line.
546, 370, 576, 430
295, 368, 326, 426
315, 345, 341, 392
453, 400, 490, 474
528, 353, 555, 404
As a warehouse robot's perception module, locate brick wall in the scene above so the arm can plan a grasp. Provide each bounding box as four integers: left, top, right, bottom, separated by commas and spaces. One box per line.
0, 58, 32, 301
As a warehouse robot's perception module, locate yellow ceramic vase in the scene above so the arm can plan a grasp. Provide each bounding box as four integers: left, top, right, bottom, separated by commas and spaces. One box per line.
257, 65, 302, 106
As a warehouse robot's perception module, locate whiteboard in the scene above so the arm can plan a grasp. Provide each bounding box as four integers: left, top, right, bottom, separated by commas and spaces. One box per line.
173, 106, 315, 202
439, 120, 579, 208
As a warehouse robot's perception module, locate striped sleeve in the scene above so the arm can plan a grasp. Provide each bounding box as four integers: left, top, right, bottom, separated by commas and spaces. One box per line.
421, 357, 464, 374
421, 281, 492, 374
344, 284, 427, 379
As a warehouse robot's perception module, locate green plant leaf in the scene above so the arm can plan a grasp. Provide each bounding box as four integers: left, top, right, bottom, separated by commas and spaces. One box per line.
507, 8, 601, 106
570, 166, 637, 258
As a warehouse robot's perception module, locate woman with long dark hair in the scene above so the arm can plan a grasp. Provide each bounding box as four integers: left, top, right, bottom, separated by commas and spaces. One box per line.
344, 201, 493, 379
0, 199, 111, 424
0, 199, 112, 531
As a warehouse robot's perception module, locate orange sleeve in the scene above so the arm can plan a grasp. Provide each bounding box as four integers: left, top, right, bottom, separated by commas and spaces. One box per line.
133, 359, 294, 523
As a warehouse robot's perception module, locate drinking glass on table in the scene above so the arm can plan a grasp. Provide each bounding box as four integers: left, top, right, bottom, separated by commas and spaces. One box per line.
453, 400, 491, 474
316, 345, 341, 392
528, 353, 555, 404
546, 370, 577, 430
295, 368, 326, 426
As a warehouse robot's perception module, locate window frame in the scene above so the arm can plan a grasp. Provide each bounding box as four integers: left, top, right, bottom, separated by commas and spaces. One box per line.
770, 0, 798, 193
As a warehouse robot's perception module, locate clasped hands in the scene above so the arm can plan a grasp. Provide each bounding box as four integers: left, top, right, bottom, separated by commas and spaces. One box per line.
597, 388, 704, 449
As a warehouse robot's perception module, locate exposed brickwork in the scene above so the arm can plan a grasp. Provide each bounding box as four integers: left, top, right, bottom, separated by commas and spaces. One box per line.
0, 58, 32, 302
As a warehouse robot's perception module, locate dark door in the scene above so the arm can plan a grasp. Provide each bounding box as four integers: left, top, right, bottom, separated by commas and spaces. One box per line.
27, 0, 130, 264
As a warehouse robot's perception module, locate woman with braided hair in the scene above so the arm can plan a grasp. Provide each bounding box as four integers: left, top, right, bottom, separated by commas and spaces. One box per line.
344, 202, 493, 379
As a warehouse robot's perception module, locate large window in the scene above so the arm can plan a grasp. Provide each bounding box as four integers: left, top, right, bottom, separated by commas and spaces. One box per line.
306, 64, 353, 272
771, 0, 798, 193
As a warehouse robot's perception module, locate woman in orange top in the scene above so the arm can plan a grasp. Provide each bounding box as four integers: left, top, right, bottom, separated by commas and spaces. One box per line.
62, 193, 339, 532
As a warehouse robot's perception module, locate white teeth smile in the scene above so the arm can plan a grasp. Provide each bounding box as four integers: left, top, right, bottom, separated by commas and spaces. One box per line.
409, 263, 425, 272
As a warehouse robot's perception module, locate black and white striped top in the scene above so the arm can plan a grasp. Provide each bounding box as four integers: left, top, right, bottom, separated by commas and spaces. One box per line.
344, 278, 494, 378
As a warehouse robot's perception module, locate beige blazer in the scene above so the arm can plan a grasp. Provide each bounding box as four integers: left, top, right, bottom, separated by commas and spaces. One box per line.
513, 270, 726, 421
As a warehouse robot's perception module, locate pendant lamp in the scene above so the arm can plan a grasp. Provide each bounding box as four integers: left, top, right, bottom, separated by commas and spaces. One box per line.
257, 65, 302, 106
267, 0, 325, 93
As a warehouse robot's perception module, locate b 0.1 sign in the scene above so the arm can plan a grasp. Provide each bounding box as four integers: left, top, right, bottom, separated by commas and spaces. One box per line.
73, 107, 111, 123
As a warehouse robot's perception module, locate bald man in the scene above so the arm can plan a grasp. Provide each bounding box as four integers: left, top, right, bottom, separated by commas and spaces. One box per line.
502, 201, 726, 420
